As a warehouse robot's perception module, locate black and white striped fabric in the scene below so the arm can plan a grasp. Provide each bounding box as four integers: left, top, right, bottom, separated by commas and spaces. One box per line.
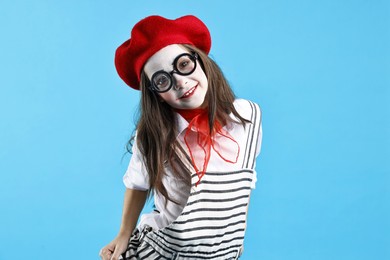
121, 100, 261, 260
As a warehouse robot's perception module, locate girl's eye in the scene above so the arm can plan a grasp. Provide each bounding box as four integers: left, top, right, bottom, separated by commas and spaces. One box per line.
177, 57, 192, 72
154, 74, 170, 88
179, 61, 189, 69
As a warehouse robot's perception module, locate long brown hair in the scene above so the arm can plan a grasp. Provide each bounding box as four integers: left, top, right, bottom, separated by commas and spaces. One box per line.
128, 44, 250, 204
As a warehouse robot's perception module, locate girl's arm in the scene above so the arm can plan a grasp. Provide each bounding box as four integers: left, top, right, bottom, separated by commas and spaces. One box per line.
100, 188, 147, 260
118, 188, 148, 237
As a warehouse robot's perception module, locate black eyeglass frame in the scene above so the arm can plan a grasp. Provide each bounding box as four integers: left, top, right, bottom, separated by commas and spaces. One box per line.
148, 52, 199, 93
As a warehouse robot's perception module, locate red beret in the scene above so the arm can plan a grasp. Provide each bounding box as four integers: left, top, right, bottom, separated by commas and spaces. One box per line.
115, 15, 212, 90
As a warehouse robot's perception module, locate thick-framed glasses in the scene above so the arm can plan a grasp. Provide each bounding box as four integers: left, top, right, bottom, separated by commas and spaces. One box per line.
149, 52, 198, 93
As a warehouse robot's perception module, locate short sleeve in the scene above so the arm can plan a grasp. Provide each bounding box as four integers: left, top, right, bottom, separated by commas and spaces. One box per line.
123, 139, 150, 191
255, 123, 263, 157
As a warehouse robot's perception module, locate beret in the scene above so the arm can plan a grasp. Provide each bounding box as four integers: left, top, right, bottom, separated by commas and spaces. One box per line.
114, 15, 212, 90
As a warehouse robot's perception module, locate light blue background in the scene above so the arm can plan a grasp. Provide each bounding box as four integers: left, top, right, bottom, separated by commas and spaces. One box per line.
0, 0, 389, 259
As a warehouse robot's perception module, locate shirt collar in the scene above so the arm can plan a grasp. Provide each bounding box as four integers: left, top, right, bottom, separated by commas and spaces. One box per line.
175, 112, 190, 138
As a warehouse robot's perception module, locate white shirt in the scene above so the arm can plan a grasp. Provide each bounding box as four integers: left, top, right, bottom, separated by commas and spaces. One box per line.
123, 99, 263, 229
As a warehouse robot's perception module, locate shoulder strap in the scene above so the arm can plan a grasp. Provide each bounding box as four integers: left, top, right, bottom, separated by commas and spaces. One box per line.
242, 100, 262, 169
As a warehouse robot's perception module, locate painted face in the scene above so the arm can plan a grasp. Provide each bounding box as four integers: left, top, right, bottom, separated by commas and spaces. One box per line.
144, 44, 208, 110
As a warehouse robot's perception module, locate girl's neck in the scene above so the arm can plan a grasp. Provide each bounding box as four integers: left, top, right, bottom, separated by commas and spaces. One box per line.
174, 108, 207, 122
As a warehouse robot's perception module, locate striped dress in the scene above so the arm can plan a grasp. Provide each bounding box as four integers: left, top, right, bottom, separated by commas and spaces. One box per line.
121, 100, 261, 260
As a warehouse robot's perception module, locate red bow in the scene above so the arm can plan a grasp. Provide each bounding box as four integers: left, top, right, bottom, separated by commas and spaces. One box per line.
176, 109, 240, 185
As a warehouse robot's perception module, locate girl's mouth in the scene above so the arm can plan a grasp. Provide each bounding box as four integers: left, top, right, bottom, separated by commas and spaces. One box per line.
178, 84, 198, 99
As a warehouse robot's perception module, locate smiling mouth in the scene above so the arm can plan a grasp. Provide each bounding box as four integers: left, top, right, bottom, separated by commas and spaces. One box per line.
178, 85, 198, 99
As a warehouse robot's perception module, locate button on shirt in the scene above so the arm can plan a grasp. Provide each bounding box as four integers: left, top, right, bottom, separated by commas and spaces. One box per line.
123, 99, 263, 230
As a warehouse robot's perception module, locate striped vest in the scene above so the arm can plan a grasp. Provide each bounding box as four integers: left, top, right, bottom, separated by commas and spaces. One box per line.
123, 100, 261, 260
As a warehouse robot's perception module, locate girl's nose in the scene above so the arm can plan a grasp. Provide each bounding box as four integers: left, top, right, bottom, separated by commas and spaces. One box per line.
173, 74, 187, 90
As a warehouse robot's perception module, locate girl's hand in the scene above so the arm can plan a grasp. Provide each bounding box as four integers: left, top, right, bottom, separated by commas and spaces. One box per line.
99, 233, 129, 260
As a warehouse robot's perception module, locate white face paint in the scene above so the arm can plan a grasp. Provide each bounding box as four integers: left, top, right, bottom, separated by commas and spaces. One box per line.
144, 44, 208, 110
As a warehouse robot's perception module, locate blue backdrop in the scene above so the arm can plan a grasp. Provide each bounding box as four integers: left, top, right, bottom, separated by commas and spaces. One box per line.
0, 0, 389, 259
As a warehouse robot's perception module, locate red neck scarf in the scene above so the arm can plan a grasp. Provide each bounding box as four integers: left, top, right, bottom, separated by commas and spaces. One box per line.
175, 108, 240, 185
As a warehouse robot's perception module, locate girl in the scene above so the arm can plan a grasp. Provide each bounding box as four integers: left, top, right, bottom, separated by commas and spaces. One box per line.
100, 15, 262, 260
